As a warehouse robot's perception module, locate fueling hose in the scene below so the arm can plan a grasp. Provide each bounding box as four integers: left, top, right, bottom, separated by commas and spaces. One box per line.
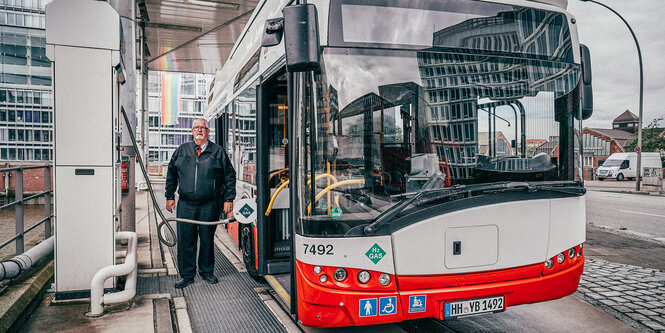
121, 108, 235, 247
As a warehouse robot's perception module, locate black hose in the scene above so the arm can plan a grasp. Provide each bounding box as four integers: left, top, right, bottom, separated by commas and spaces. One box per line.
120, 108, 236, 247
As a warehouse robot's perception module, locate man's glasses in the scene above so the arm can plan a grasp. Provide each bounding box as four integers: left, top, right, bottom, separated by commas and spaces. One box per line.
192, 126, 209, 131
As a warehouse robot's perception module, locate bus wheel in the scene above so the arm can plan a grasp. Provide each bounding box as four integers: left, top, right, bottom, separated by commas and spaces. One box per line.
240, 225, 264, 283
616, 173, 624, 181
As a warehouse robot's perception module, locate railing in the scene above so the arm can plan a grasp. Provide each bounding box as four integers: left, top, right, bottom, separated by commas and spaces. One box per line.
0, 164, 53, 256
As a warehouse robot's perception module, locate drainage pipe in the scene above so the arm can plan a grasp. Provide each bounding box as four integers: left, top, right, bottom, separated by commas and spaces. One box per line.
0, 236, 54, 281
89, 231, 137, 317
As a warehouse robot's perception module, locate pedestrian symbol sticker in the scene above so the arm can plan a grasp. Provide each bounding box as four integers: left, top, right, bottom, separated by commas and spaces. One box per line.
365, 243, 386, 264
408, 295, 426, 313
239, 203, 254, 219
359, 298, 377, 317
379, 296, 397, 315
330, 207, 342, 219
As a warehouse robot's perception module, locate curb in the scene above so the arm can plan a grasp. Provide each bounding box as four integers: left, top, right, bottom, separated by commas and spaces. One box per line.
0, 260, 53, 333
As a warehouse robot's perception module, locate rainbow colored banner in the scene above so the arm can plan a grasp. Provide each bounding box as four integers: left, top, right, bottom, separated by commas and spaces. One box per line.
161, 73, 180, 126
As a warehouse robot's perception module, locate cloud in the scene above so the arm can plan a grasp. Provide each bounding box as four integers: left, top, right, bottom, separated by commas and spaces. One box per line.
567, 0, 665, 129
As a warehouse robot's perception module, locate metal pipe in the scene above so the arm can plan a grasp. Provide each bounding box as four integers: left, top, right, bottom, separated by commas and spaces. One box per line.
0, 236, 54, 281
89, 231, 137, 317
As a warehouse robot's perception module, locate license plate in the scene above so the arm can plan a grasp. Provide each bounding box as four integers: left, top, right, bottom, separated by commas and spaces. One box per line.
443, 296, 504, 318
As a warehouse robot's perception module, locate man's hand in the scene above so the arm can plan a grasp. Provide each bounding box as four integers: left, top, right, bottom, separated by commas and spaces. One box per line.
224, 202, 233, 217
166, 200, 175, 213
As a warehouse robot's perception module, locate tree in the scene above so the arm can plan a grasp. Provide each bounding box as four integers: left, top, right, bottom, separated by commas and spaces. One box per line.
627, 117, 665, 167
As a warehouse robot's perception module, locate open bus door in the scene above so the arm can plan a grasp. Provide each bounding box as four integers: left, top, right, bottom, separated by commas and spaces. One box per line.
242, 69, 293, 288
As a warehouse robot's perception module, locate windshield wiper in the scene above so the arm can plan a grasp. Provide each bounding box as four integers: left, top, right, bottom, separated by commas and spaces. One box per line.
481, 182, 586, 195
361, 181, 584, 236
363, 190, 426, 235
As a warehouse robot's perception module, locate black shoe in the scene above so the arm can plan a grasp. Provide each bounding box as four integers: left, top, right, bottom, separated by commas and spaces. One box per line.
200, 274, 218, 284
175, 277, 194, 289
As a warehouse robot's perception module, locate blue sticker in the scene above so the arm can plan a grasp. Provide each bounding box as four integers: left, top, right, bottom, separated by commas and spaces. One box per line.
379, 296, 397, 315
408, 295, 426, 313
359, 298, 377, 317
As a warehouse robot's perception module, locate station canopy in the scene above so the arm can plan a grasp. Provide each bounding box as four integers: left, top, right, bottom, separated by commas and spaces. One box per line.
139, 0, 260, 74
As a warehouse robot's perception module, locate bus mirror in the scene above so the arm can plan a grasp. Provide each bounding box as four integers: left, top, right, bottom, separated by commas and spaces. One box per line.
581, 83, 593, 120
580, 44, 592, 85
261, 18, 284, 47
282, 4, 321, 72
579, 44, 593, 120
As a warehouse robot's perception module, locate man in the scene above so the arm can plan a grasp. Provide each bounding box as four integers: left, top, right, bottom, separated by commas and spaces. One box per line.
166, 118, 236, 289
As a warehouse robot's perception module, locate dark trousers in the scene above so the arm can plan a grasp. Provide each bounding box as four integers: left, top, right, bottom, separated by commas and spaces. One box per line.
176, 200, 220, 279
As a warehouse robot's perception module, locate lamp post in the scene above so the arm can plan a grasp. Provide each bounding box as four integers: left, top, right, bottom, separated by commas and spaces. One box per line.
580, 0, 644, 191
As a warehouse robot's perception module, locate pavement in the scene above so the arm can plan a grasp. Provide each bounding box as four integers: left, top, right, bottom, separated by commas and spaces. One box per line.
1, 180, 664, 332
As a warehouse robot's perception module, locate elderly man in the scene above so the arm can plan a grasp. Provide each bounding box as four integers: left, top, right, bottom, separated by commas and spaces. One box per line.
166, 118, 236, 288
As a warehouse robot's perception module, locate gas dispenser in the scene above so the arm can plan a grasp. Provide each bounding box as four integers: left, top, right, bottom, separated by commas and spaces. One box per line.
46, 0, 122, 300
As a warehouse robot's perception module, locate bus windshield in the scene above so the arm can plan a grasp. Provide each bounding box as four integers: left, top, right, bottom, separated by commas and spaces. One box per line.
297, 1, 581, 237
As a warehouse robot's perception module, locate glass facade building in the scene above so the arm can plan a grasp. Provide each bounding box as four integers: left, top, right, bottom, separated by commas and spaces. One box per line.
145, 71, 214, 164
0, 0, 53, 162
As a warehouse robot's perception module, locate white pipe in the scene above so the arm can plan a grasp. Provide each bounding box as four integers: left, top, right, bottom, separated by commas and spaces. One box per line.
0, 236, 54, 281
89, 231, 137, 316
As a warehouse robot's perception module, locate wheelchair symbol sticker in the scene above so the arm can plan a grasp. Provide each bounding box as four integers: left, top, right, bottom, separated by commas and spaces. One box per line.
408, 295, 426, 313
379, 296, 397, 315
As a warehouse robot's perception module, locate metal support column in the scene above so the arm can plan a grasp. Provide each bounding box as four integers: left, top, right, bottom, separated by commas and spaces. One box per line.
44, 165, 51, 238
15, 168, 23, 255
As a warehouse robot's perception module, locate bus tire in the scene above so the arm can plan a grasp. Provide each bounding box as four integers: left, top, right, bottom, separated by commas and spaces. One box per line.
598, 178, 604, 181
616, 173, 624, 181
240, 225, 264, 283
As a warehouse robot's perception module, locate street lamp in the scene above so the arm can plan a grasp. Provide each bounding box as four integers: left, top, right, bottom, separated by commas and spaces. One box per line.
579, 0, 644, 191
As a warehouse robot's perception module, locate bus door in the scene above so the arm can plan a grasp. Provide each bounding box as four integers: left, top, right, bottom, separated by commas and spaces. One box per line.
242, 70, 292, 285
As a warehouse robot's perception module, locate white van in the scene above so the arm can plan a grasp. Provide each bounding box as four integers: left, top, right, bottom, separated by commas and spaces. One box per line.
597, 152, 663, 181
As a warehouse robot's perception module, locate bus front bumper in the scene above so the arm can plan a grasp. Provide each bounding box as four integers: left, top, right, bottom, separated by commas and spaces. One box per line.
296, 258, 584, 328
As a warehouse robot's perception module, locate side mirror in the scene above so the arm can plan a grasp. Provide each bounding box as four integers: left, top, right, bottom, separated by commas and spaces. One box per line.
261, 18, 284, 47
580, 44, 593, 120
282, 4, 321, 72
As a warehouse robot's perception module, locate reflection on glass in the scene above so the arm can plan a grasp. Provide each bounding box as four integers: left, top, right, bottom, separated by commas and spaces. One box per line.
296, 0, 581, 237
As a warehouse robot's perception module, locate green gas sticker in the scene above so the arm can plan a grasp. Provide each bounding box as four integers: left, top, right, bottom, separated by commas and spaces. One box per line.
239, 203, 254, 219
330, 207, 342, 219
321, 204, 328, 213
365, 243, 386, 264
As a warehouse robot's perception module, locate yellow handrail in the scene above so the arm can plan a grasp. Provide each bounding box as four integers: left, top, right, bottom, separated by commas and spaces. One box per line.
267, 168, 288, 185
307, 179, 365, 215
265, 180, 289, 216
307, 173, 339, 185
265, 173, 340, 216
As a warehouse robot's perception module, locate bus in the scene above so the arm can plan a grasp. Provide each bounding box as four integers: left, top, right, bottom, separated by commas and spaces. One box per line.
207, 0, 593, 327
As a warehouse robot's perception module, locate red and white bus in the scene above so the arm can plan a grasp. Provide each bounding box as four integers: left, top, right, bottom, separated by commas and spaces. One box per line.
207, 0, 593, 327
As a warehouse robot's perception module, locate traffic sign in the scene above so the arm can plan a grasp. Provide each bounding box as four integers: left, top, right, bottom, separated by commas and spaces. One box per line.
634, 146, 641, 153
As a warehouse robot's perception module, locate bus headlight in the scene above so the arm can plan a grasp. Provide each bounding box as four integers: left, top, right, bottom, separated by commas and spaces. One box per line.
357, 270, 371, 284
313, 266, 321, 274
378, 273, 391, 286
557, 253, 565, 264
319, 274, 328, 283
578, 244, 583, 257
568, 247, 576, 259
334, 268, 347, 282
545, 258, 554, 269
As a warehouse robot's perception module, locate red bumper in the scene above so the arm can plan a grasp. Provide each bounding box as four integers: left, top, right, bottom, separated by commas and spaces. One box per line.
296, 258, 584, 327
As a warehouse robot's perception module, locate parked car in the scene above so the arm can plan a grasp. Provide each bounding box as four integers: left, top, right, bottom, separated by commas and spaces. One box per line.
596, 152, 662, 181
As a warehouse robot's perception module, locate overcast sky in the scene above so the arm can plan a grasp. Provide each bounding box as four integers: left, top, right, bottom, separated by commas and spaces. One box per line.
566, 0, 665, 129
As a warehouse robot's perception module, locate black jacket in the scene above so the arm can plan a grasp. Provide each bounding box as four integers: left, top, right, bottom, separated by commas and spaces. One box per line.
165, 141, 236, 204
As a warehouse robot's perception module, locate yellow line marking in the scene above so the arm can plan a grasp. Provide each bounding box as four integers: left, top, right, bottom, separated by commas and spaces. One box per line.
265, 274, 291, 304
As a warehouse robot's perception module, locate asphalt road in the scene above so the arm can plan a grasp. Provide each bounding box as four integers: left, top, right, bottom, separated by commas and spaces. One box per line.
586, 190, 665, 239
